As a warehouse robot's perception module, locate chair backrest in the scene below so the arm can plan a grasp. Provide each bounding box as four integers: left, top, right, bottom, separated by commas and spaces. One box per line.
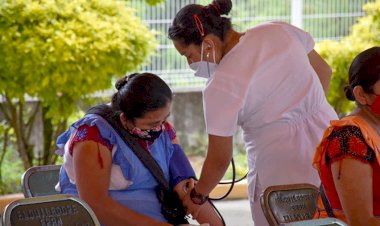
21, 165, 61, 198
2, 194, 101, 226
260, 183, 319, 226
279, 217, 348, 226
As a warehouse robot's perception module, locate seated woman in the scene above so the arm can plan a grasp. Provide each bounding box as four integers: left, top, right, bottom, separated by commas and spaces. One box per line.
55, 73, 222, 226
313, 47, 380, 226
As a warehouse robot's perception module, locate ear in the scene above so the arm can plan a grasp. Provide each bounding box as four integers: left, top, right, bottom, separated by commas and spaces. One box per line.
353, 86, 370, 105
119, 112, 129, 128
202, 38, 214, 50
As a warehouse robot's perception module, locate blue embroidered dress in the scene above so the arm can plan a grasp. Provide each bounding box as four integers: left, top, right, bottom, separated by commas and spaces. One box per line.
56, 114, 194, 222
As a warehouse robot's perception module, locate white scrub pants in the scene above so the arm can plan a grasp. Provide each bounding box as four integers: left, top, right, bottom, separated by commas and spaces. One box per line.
251, 200, 269, 226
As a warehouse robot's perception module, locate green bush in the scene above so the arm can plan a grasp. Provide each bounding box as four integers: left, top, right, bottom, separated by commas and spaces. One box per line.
0, 0, 157, 169
0, 142, 23, 195
222, 152, 248, 181
184, 132, 248, 180
317, 0, 380, 116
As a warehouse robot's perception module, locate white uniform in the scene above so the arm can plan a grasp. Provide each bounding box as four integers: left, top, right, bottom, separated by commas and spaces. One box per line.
203, 21, 338, 225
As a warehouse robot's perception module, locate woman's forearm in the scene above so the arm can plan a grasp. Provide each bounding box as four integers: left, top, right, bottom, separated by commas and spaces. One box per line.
85, 195, 171, 226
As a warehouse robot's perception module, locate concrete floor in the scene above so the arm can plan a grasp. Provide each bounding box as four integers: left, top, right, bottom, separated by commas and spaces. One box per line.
188, 198, 254, 226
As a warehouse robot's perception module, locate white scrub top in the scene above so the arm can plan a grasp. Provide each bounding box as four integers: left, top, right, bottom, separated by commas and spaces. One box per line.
202, 21, 338, 219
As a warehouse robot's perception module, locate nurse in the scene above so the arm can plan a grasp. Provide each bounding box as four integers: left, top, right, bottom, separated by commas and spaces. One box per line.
168, 0, 338, 225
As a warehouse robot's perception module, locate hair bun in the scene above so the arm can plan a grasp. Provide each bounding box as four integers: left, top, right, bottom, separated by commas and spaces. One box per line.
343, 84, 355, 101
115, 76, 129, 90
115, 73, 139, 90
212, 0, 232, 15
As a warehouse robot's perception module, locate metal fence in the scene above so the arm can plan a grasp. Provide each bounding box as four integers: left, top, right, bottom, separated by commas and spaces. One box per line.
127, 0, 372, 90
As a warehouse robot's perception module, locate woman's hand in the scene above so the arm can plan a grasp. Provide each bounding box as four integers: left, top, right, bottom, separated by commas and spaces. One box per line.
174, 178, 196, 199
182, 189, 206, 219
175, 178, 204, 219
175, 178, 224, 226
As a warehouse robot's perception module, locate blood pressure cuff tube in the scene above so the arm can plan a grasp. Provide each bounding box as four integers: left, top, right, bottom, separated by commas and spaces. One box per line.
169, 144, 196, 188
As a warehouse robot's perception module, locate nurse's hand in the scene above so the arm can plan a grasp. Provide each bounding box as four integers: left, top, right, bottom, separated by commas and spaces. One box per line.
182, 188, 205, 219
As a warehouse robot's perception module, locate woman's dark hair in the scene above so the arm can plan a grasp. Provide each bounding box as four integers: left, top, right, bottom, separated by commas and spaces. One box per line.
168, 0, 233, 46
344, 46, 380, 101
111, 73, 172, 120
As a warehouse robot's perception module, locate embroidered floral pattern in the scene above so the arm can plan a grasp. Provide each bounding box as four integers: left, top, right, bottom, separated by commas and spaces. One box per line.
165, 122, 176, 141
69, 124, 113, 155
325, 125, 374, 164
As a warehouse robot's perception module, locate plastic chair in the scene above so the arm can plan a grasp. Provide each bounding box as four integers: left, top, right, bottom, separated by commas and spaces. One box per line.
21, 164, 61, 198
279, 217, 347, 226
260, 183, 319, 226
2, 194, 100, 226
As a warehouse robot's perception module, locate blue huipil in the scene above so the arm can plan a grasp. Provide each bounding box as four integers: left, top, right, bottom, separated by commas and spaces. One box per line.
56, 114, 195, 222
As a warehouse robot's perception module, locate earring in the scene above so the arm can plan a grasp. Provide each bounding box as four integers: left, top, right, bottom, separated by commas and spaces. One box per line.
206, 52, 210, 58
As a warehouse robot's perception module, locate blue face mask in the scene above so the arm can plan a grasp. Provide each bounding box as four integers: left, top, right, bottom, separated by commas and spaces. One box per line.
189, 42, 218, 79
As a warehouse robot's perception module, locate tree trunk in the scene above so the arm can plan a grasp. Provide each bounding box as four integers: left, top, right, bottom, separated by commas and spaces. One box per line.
0, 128, 10, 181
0, 98, 35, 170
1, 98, 67, 169
42, 106, 67, 165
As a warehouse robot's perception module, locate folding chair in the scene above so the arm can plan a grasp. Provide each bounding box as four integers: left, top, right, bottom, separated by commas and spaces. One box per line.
260, 183, 319, 226
279, 217, 347, 226
2, 194, 100, 226
21, 164, 61, 198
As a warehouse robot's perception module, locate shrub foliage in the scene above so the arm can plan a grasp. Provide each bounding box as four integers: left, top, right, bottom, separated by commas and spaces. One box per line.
0, 0, 157, 169
317, 0, 380, 116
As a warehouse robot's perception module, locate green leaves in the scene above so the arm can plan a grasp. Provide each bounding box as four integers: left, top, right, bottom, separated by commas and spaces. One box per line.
0, 0, 157, 119
0, 0, 158, 168
143, 0, 165, 6
316, 0, 380, 116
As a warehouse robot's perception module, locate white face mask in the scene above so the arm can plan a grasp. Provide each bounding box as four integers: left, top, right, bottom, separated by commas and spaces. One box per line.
189, 42, 218, 79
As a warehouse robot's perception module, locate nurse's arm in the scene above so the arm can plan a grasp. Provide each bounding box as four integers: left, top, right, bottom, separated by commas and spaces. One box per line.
181, 134, 233, 219
197, 135, 233, 195
308, 49, 332, 94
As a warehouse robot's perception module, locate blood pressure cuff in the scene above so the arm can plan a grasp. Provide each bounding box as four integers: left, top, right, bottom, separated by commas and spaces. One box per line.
169, 144, 196, 188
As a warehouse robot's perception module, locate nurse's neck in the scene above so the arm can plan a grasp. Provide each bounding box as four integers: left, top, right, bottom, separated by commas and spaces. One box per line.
221, 29, 245, 57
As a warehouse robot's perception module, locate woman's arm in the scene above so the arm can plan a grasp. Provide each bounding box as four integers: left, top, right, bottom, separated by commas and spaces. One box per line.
182, 135, 233, 219
331, 158, 380, 226
174, 179, 223, 226
308, 49, 332, 94
73, 141, 171, 226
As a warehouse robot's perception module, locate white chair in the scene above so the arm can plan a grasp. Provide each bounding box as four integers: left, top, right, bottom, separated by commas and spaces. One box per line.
279, 217, 347, 226
21, 164, 61, 198
2, 194, 100, 226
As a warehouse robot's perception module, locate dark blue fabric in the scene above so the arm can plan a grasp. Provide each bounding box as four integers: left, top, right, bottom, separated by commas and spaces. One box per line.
169, 144, 196, 188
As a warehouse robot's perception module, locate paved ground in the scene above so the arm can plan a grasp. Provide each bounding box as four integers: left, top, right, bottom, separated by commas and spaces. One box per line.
188, 198, 254, 226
